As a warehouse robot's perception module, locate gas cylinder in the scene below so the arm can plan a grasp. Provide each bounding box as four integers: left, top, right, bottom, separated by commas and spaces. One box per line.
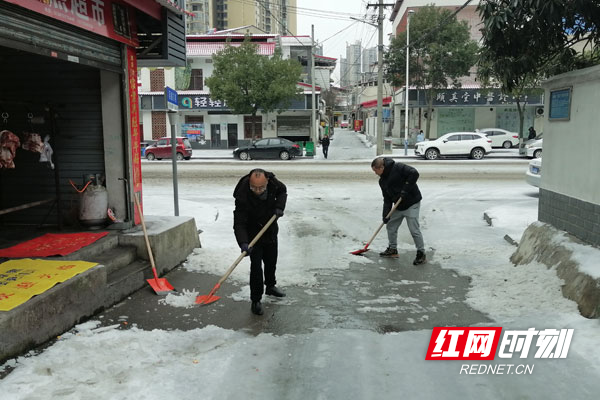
79, 174, 108, 228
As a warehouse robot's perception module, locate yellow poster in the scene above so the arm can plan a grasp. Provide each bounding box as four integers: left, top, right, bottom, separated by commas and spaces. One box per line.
0, 259, 98, 311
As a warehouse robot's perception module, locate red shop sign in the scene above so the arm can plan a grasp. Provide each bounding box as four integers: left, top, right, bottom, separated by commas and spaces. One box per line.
6, 0, 138, 47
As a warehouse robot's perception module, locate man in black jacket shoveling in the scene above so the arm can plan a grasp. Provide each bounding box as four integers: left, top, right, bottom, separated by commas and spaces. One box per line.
371, 157, 426, 265
233, 168, 287, 315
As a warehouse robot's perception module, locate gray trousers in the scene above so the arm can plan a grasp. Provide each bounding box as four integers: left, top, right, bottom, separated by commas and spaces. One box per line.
386, 201, 425, 252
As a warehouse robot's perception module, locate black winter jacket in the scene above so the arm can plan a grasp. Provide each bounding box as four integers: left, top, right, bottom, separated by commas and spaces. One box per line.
233, 171, 287, 246
378, 158, 422, 217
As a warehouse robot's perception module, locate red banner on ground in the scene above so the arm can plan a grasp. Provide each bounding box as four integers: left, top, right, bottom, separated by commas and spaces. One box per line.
0, 232, 109, 258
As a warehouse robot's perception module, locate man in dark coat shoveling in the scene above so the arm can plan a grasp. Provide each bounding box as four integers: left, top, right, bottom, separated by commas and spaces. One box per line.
371, 157, 426, 265
233, 168, 287, 315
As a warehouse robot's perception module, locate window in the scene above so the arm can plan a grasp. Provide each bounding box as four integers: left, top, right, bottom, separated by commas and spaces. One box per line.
189, 69, 203, 90
447, 135, 460, 141
244, 116, 263, 139
461, 134, 475, 141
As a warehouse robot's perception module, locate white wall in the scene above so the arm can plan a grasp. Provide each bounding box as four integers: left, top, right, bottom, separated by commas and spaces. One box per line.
541, 65, 600, 204
474, 107, 496, 129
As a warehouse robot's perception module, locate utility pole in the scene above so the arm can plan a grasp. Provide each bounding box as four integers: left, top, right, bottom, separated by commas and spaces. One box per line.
366, 2, 395, 155
376, 0, 384, 155
311, 24, 317, 145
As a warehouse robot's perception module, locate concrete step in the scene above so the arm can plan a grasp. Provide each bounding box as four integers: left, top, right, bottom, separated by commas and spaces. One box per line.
83, 245, 138, 276
104, 259, 151, 307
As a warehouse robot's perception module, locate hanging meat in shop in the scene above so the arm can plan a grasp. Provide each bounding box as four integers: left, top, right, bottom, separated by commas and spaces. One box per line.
0, 130, 20, 169
21, 132, 44, 153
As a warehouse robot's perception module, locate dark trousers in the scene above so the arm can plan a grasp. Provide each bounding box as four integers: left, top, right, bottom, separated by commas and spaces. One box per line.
323, 146, 329, 159
249, 241, 278, 301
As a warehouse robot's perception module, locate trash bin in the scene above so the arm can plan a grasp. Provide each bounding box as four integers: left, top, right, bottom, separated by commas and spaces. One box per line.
295, 141, 304, 152
305, 141, 315, 156
384, 138, 393, 153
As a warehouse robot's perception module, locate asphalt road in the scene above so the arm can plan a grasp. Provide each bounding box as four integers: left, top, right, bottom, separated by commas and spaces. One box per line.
96, 159, 526, 336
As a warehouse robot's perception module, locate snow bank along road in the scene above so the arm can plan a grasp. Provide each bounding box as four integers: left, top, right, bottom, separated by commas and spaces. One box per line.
141, 159, 530, 182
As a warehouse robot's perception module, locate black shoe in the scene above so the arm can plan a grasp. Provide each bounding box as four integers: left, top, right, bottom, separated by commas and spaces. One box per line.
265, 286, 286, 297
251, 301, 263, 315
379, 247, 398, 257
413, 250, 426, 265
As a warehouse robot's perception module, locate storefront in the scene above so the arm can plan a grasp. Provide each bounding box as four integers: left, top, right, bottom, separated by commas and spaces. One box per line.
139, 89, 318, 148
0, 0, 185, 229
393, 87, 544, 141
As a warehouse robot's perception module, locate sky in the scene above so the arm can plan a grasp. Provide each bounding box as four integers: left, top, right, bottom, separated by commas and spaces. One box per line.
295, 1, 394, 84
1, 130, 600, 398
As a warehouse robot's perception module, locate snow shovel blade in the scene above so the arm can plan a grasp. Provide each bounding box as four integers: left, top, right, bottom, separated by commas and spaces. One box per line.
350, 245, 370, 255
147, 277, 175, 295
195, 283, 221, 305
195, 294, 221, 305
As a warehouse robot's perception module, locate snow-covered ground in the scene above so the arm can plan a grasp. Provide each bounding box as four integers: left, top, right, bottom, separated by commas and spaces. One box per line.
1, 130, 599, 399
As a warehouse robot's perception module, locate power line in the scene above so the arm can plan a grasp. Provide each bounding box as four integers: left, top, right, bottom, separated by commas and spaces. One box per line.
228, 0, 364, 22
321, 21, 360, 43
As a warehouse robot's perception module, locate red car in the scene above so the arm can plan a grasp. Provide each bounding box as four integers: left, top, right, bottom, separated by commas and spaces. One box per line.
145, 137, 192, 160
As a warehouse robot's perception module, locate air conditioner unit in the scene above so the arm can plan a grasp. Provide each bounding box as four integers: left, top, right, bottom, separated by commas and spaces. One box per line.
536, 107, 544, 116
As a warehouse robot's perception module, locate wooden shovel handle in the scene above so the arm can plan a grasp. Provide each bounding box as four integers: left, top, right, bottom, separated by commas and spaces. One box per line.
365, 197, 402, 247
216, 214, 278, 286
134, 193, 159, 280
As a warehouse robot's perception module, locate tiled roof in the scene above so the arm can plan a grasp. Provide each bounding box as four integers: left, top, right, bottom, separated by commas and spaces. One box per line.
187, 42, 276, 56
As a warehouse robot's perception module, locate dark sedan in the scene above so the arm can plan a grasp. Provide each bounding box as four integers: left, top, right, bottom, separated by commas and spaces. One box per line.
233, 138, 301, 160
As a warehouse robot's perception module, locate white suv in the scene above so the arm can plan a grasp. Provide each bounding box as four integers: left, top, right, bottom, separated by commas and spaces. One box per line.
415, 132, 492, 160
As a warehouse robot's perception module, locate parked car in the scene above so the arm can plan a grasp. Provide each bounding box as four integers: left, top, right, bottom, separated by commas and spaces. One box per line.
524, 132, 543, 146
140, 140, 156, 157
525, 138, 543, 158
526, 157, 542, 187
340, 120, 349, 128
233, 138, 300, 160
478, 128, 519, 148
414, 132, 492, 160
145, 137, 192, 160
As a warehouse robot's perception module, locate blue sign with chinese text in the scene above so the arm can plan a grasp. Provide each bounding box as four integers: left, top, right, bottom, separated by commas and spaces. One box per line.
165, 86, 178, 111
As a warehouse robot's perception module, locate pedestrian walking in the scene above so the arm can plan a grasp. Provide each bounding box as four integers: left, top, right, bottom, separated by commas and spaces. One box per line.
233, 168, 287, 315
371, 157, 426, 265
321, 135, 330, 159
528, 126, 537, 140
416, 130, 425, 143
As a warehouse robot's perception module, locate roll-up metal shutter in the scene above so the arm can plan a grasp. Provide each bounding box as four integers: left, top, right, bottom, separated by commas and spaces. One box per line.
0, 2, 122, 72
277, 116, 311, 137
0, 47, 105, 226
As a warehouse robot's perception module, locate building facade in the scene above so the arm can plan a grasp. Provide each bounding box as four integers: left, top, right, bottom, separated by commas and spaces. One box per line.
387, 0, 544, 141
139, 33, 334, 148
190, 0, 297, 35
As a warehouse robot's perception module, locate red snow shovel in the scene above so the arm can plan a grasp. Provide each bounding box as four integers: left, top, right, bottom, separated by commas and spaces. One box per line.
134, 193, 175, 295
196, 214, 278, 305
351, 197, 402, 255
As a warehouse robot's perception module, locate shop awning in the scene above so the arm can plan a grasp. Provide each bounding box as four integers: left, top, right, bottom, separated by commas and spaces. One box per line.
360, 97, 392, 109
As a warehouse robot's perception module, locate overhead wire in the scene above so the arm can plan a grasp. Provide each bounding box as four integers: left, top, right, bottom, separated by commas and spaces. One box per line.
228, 0, 364, 22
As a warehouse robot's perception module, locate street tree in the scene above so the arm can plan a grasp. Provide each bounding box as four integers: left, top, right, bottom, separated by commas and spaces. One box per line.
205, 38, 303, 140
385, 5, 478, 139
477, 0, 600, 151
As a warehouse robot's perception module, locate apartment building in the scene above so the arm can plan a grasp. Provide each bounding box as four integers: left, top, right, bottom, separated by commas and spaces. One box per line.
187, 0, 297, 35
